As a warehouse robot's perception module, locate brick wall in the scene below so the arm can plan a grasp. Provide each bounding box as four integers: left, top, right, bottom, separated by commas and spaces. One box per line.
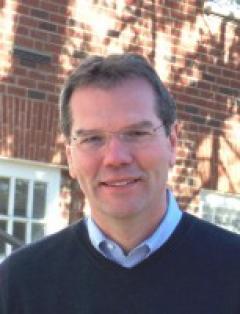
0, 0, 240, 217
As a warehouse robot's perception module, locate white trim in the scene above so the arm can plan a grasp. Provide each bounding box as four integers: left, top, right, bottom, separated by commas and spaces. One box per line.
204, 0, 240, 19
200, 189, 240, 234
0, 156, 68, 170
0, 159, 67, 258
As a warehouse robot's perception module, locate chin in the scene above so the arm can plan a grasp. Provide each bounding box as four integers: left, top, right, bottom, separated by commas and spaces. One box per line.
99, 202, 145, 220
89, 195, 147, 219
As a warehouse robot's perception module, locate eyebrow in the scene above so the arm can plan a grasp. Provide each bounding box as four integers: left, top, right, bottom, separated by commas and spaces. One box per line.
73, 121, 155, 136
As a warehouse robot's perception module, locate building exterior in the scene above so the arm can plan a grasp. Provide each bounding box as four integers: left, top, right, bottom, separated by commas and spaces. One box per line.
0, 0, 240, 258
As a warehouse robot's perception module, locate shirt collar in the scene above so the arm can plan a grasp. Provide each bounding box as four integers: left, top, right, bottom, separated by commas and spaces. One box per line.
86, 189, 182, 256
86, 213, 110, 253
144, 189, 182, 252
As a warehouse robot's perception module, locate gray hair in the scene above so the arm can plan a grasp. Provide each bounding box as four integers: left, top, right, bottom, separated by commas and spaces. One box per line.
59, 53, 176, 138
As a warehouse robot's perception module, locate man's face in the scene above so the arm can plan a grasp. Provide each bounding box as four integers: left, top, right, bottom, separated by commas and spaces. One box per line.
66, 78, 177, 229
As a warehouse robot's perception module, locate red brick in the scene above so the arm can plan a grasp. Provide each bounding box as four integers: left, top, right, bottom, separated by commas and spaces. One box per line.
230, 79, 240, 89
7, 86, 26, 97
47, 94, 58, 104
43, 42, 61, 54
12, 66, 27, 76
17, 4, 30, 15
216, 77, 230, 86
14, 97, 19, 125
56, 25, 67, 35
206, 66, 222, 75
30, 29, 48, 40
0, 84, 6, 93
16, 26, 30, 36
15, 35, 34, 49
37, 82, 56, 92
222, 69, 236, 79
34, 41, 44, 51
18, 15, 38, 28
165, 0, 182, 10
40, 1, 59, 12
49, 13, 67, 25
27, 70, 46, 81
49, 34, 64, 45
18, 78, 36, 89
2, 75, 15, 84
20, 0, 40, 7
25, 101, 30, 129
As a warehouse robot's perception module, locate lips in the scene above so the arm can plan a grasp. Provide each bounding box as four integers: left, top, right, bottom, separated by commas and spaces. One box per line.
100, 178, 140, 187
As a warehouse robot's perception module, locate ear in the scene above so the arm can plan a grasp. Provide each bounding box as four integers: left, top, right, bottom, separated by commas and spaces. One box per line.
66, 144, 77, 179
168, 122, 178, 168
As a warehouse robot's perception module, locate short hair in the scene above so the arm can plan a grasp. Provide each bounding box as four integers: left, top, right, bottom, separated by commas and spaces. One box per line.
59, 53, 176, 138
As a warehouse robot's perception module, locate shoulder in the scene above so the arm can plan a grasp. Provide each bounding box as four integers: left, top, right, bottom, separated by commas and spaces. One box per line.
0, 220, 90, 313
182, 212, 240, 260
184, 212, 240, 242
0, 219, 86, 277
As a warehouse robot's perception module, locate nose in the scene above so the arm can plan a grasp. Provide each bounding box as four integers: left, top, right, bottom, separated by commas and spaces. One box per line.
102, 135, 133, 167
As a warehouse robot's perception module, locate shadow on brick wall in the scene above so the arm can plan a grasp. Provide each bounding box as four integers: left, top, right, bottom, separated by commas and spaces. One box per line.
1, 0, 239, 216
170, 13, 240, 211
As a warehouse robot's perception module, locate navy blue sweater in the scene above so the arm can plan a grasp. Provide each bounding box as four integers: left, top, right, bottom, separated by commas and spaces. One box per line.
0, 213, 240, 314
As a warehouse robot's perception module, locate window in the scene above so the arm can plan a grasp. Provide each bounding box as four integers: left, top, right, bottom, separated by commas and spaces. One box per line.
0, 159, 64, 259
200, 189, 240, 234
204, 0, 240, 19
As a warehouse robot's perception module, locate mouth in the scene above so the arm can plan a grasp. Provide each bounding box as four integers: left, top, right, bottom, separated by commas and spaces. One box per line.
100, 178, 140, 188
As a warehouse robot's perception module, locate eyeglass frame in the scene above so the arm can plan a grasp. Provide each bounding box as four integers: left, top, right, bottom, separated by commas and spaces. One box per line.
70, 123, 165, 152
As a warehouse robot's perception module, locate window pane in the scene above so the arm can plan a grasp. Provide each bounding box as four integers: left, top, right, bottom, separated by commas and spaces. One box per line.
201, 190, 240, 234
0, 177, 10, 215
13, 221, 26, 243
31, 223, 44, 242
0, 221, 7, 255
14, 179, 28, 217
32, 182, 47, 219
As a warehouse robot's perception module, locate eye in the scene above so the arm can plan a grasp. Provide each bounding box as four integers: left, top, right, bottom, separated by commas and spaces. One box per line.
80, 134, 104, 145
125, 129, 152, 140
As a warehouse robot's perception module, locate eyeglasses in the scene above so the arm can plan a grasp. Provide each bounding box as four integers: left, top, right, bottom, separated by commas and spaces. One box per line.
71, 124, 164, 152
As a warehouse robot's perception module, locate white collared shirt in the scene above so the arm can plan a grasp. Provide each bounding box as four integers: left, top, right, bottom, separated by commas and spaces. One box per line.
86, 190, 182, 268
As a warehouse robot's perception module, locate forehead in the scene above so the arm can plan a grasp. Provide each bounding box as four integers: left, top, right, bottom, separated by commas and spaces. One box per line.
69, 78, 161, 130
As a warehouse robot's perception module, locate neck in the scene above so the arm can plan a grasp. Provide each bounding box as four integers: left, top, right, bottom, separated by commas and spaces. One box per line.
90, 198, 167, 253
103, 214, 166, 253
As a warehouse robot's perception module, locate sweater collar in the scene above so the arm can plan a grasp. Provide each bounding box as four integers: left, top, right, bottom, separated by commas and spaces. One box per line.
85, 189, 182, 267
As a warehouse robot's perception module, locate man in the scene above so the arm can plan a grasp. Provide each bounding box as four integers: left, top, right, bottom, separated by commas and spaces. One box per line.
0, 54, 239, 314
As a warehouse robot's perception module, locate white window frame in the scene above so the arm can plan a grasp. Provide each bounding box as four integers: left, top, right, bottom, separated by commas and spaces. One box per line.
204, 0, 240, 19
200, 189, 240, 234
0, 159, 65, 259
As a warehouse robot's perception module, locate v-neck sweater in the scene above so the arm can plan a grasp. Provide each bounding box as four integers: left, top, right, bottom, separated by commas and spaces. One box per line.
0, 212, 240, 314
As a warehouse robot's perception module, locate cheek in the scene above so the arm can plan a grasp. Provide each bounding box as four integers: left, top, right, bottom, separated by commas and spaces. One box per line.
137, 145, 170, 172
66, 147, 77, 180
71, 154, 99, 186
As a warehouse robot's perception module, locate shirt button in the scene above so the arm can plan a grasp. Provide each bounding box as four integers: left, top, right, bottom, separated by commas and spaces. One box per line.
107, 243, 115, 250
